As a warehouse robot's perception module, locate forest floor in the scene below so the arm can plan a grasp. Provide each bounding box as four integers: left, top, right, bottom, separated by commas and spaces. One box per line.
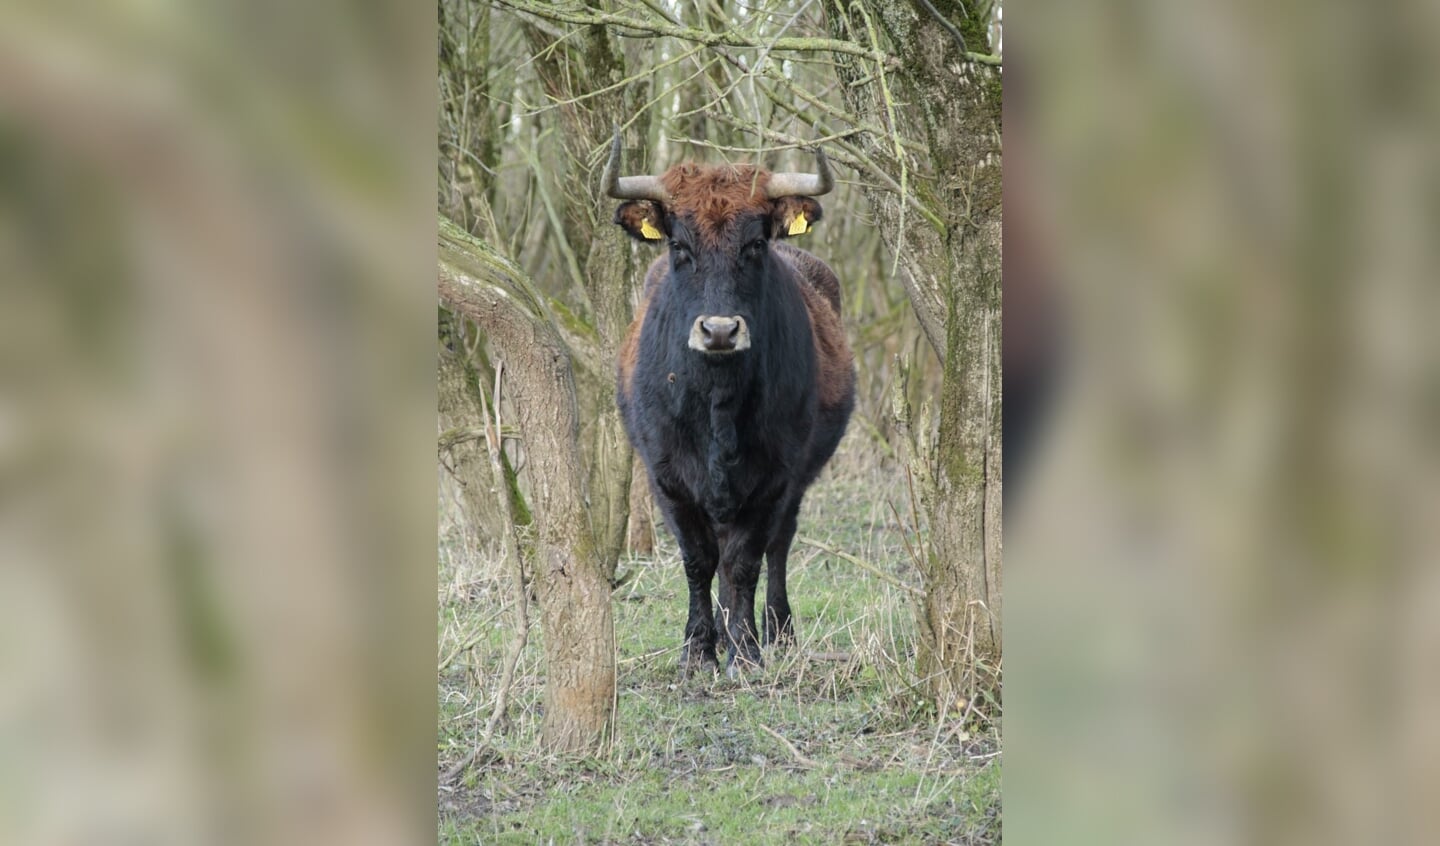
437, 436, 1000, 845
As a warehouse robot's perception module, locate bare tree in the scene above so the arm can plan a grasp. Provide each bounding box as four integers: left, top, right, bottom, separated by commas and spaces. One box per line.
822, 0, 1003, 711
439, 219, 615, 753
519, 18, 642, 579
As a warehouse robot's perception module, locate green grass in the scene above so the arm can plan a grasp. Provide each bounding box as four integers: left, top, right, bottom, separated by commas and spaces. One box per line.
438, 439, 1000, 844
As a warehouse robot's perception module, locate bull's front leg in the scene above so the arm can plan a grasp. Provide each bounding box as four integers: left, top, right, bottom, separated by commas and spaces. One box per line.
656, 487, 720, 676
716, 514, 777, 676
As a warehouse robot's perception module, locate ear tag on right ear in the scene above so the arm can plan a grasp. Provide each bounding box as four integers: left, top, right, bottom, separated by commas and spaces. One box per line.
788, 213, 809, 236
640, 220, 662, 240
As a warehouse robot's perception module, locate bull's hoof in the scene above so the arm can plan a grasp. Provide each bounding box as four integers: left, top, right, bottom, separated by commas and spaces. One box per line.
763, 619, 795, 648
723, 650, 764, 680
680, 648, 719, 679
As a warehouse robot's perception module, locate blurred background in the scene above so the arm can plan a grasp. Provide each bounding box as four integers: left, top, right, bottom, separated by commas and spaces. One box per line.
0, 2, 435, 844
3, 0, 1438, 844
1008, 2, 1440, 844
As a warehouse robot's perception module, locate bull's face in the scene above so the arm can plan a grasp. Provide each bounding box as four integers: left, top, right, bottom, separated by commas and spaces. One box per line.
604, 132, 831, 359
615, 200, 823, 356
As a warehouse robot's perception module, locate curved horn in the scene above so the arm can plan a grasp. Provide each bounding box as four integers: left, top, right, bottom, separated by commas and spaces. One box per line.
766, 146, 834, 198
600, 128, 670, 202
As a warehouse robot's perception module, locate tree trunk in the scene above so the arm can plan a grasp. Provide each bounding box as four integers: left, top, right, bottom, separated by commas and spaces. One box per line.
524, 22, 637, 581
437, 319, 507, 550
825, 0, 1003, 709
438, 218, 614, 753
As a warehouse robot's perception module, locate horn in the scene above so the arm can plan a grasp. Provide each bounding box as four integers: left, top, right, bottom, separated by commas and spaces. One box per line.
765, 146, 834, 198
600, 127, 670, 202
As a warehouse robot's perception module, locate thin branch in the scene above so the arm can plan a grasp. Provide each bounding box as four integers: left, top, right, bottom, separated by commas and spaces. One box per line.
916, 0, 968, 54
516, 137, 586, 298
514, 42, 707, 119
444, 360, 533, 785
759, 723, 821, 769
438, 424, 519, 451
851, 1, 907, 278
493, 0, 893, 63
480, 363, 530, 742
796, 535, 922, 597
705, 116, 948, 232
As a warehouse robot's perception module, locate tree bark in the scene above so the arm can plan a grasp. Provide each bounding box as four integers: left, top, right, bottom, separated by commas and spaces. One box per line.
438, 218, 615, 753
524, 21, 636, 581
825, 0, 1003, 708
437, 320, 507, 549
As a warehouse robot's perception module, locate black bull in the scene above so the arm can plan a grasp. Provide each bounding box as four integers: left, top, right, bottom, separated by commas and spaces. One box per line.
608, 138, 856, 675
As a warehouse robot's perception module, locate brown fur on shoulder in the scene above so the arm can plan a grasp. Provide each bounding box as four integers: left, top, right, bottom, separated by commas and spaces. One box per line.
782, 250, 854, 411
661, 163, 772, 245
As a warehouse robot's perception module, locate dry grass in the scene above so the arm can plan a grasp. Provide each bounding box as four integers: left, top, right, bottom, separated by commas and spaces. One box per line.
437, 434, 1000, 844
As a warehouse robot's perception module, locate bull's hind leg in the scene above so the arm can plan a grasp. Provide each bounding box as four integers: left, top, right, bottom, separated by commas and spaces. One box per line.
659, 492, 720, 676
764, 498, 802, 646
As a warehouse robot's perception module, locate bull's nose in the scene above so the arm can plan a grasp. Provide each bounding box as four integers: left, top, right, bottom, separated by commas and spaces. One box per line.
701, 317, 740, 350
688, 315, 750, 353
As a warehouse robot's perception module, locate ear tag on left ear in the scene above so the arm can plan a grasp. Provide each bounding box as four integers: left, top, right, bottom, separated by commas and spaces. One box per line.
788, 212, 809, 236
640, 219, 662, 240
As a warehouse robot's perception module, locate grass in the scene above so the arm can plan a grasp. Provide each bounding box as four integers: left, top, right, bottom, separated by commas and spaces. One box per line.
437, 438, 1000, 844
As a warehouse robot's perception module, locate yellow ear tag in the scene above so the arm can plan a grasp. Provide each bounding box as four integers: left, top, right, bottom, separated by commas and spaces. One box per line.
787, 213, 809, 236
640, 220, 662, 240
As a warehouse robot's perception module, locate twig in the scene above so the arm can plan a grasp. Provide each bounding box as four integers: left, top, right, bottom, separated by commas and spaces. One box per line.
445, 363, 533, 786
796, 535, 922, 597
805, 651, 856, 663
514, 42, 706, 119
759, 724, 821, 769
480, 363, 530, 742
493, 0, 891, 63
917, 0, 968, 54
704, 116, 947, 232
438, 424, 519, 452
618, 644, 681, 665
516, 137, 585, 298
851, 1, 907, 278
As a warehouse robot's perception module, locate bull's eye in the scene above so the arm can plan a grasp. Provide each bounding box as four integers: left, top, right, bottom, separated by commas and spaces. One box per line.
669, 241, 692, 266
744, 238, 767, 257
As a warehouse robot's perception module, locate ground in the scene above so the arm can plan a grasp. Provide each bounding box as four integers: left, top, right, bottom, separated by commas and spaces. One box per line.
437, 437, 1000, 845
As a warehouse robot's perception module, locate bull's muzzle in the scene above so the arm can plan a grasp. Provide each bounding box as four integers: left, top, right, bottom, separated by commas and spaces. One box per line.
689, 315, 751, 354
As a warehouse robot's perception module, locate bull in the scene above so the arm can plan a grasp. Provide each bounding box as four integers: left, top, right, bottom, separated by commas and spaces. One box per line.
605, 133, 856, 676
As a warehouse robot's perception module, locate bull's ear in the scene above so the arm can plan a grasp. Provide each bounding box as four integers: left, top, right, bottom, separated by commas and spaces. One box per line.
614, 201, 668, 243
770, 196, 824, 239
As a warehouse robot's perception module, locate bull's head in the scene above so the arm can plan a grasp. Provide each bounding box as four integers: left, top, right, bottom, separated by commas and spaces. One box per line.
604, 130, 832, 356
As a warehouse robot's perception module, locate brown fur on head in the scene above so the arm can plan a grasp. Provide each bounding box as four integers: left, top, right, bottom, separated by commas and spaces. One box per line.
659, 162, 772, 246
613, 163, 825, 249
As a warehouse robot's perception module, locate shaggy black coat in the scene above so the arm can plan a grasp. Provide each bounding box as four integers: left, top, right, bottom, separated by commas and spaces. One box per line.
615, 177, 854, 675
